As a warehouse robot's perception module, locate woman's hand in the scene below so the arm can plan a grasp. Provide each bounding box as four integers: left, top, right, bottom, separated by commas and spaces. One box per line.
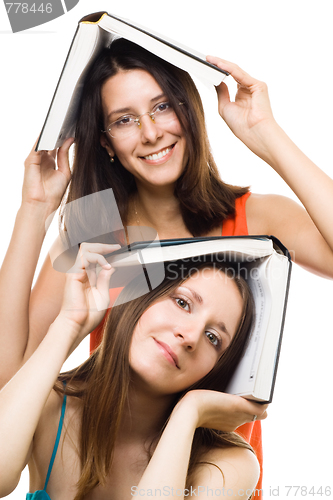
58, 242, 120, 343
206, 56, 277, 157
177, 389, 268, 433
21, 137, 74, 214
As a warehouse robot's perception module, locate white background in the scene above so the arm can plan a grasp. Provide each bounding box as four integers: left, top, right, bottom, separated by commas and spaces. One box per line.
1, 1, 332, 498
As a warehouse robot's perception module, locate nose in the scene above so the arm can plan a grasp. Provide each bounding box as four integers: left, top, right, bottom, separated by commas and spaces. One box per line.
138, 113, 163, 143
173, 323, 201, 352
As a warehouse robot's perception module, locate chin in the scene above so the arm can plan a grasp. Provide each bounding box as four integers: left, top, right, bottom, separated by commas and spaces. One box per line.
130, 368, 181, 396
145, 169, 184, 188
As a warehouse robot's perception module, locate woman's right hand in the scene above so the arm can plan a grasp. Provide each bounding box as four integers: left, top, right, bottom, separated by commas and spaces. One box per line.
177, 389, 268, 433
21, 137, 74, 214
58, 242, 120, 346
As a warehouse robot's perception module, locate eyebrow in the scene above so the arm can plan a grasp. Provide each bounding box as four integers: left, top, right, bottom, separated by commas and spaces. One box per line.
217, 322, 231, 341
106, 93, 167, 123
184, 286, 232, 341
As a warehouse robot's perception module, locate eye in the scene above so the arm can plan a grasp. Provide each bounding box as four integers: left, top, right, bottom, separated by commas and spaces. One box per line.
155, 102, 172, 114
175, 297, 190, 311
205, 331, 222, 349
115, 115, 134, 127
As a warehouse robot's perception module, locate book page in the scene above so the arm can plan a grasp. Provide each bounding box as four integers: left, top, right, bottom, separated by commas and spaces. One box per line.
254, 253, 290, 398
100, 15, 227, 87
109, 237, 275, 267
226, 257, 272, 396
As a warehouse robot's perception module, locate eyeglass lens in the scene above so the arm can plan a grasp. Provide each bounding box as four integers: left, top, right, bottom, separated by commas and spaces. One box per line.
108, 102, 179, 139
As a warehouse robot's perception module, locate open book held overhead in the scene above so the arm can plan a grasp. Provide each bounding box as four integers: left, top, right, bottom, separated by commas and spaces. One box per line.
37, 11, 228, 151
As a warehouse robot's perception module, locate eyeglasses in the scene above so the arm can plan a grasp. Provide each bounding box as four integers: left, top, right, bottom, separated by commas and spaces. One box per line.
102, 101, 184, 139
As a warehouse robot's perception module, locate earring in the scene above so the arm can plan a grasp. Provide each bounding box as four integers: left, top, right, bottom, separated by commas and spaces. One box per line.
109, 155, 115, 163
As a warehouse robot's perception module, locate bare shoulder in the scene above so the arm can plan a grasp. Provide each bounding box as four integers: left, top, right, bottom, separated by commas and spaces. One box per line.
29, 390, 64, 487
35, 387, 81, 440
33, 389, 65, 451
30, 389, 81, 490
247, 192, 302, 212
246, 192, 333, 278
246, 192, 304, 234
192, 446, 259, 496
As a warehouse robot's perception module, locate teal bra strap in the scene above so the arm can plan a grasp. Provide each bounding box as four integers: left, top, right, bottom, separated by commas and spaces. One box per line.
43, 382, 67, 491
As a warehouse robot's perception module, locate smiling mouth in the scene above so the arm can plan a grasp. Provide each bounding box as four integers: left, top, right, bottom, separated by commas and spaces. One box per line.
141, 144, 175, 161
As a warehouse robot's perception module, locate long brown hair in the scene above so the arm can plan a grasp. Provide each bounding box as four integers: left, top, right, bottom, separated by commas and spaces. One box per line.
56, 261, 255, 499
63, 38, 248, 242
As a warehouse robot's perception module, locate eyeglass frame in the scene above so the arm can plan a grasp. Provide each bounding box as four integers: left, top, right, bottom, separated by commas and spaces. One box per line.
101, 101, 184, 139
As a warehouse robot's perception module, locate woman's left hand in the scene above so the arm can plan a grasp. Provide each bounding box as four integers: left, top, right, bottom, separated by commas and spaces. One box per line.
206, 56, 277, 156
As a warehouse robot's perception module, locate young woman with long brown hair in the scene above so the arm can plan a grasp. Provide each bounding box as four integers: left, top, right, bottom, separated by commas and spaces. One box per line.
0, 31, 332, 496
0, 248, 267, 499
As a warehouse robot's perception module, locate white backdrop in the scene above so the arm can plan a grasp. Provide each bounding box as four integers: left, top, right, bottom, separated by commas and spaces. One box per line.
1, 1, 332, 498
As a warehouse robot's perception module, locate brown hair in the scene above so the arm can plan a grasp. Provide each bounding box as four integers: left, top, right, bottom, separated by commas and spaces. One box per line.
62, 38, 248, 242
56, 261, 255, 499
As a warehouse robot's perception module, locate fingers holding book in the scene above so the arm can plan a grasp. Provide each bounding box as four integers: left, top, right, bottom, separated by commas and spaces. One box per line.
206, 55, 275, 144
22, 136, 74, 215
59, 242, 120, 339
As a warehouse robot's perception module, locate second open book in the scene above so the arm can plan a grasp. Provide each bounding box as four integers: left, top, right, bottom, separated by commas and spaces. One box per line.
105, 235, 291, 403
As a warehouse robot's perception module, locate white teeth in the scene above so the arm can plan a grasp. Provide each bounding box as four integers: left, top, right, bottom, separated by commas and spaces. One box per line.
145, 147, 171, 161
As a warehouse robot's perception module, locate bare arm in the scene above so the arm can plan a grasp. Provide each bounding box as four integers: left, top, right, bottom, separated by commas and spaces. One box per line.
27, 246, 67, 360
207, 56, 333, 279
0, 316, 79, 497
0, 244, 114, 496
134, 390, 267, 500
0, 139, 73, 388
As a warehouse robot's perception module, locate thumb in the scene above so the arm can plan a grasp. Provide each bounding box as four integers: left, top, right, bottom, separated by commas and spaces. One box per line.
215, 81, 231, 116
57, 137, 74, 180
95, 266, 115, 311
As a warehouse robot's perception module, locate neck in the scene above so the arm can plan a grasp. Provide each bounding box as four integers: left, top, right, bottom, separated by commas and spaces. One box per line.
118, 384, 177, 443
130, 184, 193, 239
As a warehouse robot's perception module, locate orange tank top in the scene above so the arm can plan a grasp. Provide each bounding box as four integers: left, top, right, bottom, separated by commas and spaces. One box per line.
222, 192, 263, 496
90, 191, 263, 496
